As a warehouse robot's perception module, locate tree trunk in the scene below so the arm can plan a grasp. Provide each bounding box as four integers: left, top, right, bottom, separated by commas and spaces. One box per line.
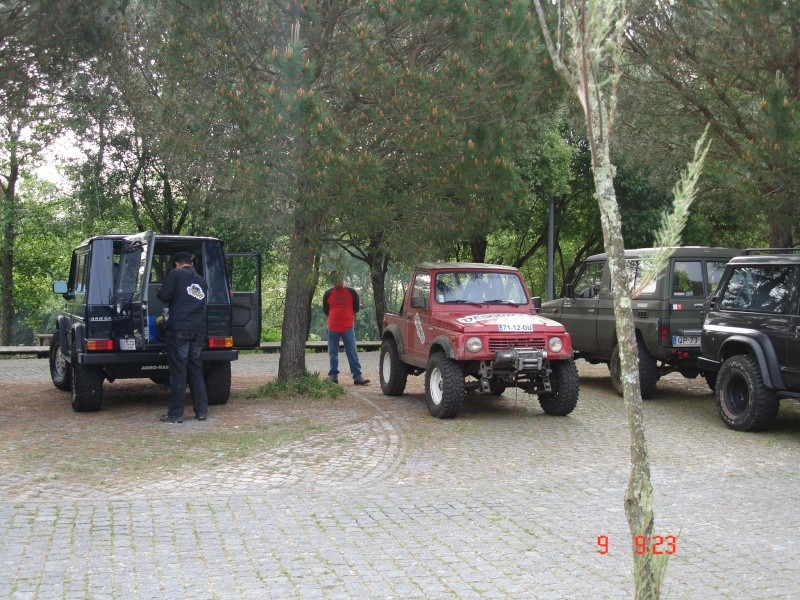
0, 138, 19, 345
278, 206, 323, 379
470, 236, 488, 263
593, 152, 659, 599
769, 207, 793, 248
366, 246, 389, 335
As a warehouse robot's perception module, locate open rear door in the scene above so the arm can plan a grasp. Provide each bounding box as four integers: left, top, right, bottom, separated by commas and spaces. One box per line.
117, 231, 155, 304
226, 253, 262, 349
115, 231, 155, 346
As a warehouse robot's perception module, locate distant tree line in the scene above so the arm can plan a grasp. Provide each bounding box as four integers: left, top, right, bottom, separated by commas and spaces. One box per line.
2, 1, 797, 360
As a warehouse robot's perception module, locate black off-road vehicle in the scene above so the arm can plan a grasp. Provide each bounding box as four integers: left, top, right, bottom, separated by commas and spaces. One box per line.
540, 247, 740, 398
699, 249, 800, 431
50, 231, 261, 411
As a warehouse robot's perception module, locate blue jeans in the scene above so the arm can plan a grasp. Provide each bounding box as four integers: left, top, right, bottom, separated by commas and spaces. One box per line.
165, 329, 208, 419
327, 327, 363, 381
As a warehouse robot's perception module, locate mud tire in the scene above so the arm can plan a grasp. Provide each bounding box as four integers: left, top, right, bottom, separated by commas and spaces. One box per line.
425, 353, 464, 419
204, 361, 231, 406
716, 354, 779, 432
70, 345, 104, 412
380, 337, 408, 396
610, 338, 659, 399
50, 333, 71, 391
538, 359, 579, 416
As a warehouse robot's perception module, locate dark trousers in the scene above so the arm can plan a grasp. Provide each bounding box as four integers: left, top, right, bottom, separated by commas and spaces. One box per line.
165, 329, 208, 419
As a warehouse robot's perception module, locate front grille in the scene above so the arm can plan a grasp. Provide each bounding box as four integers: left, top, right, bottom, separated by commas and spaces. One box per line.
488, 337, 546, 352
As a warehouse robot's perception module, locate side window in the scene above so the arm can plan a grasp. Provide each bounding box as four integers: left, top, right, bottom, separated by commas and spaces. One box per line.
706, 260, 729, 294
672, 261, 704, 296
573, 262, 604, 298
412, 273, 431, 309
624, 259, 657, 296
74, 252, 88, 295
719, 266, 794, 313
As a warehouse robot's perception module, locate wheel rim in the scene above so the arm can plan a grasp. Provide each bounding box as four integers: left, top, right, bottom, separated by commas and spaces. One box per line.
429, 367, 443, 406
381, 353, 391, 383
54, 346, 67, 379
725, 375, 749, 414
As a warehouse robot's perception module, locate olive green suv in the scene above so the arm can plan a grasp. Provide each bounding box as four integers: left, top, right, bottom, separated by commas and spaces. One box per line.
540, 247, 740, 398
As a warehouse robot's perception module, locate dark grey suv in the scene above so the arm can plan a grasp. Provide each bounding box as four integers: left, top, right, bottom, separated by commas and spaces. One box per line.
699, 249, 800, 431
50, 231, 261, 412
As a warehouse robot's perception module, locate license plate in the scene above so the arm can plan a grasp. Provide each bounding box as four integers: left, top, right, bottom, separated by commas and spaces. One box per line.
498, 323, 533, 332
119, 338, 136, 351
672, 335, 700, 347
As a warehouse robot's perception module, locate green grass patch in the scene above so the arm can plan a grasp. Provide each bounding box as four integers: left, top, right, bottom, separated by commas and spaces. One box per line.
247, 372, 345, 400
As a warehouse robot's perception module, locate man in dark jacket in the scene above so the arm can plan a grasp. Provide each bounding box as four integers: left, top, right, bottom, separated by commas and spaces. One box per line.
157, 251, 208, 423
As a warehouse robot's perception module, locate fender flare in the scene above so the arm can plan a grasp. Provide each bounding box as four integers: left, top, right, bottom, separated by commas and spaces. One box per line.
429, 335, 456, 359
382, 324, 405, 357
720, 334, 783, 390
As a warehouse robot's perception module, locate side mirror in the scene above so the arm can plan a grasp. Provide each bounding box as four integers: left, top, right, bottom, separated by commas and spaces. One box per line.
411, 296, 426, 309
531, 296, 542, 311
565, 283, 575, 298
52, 281, 73, 299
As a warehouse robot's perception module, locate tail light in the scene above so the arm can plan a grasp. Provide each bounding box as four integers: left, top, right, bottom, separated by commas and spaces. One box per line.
87, 339, 115, 351
658, 318, 670, 347
207, 337, 233, 349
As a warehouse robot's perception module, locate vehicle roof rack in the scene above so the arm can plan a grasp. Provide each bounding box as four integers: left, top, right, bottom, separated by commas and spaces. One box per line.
742, 248, 800, 255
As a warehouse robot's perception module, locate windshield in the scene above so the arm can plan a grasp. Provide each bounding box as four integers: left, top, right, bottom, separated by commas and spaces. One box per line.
434, 271, 528, 305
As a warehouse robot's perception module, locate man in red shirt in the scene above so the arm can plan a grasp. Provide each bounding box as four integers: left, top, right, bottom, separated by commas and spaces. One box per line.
322, 272, 370, 385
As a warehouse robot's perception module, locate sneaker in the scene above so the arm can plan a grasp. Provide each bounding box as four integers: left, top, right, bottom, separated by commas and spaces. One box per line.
160, 415, 183, 423
328, 376, 339, 384
354, 377, 370, 386
195, 415, 207, 421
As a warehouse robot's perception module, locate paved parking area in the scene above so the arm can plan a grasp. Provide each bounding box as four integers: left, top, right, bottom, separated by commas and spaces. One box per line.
1, 351, 799, 599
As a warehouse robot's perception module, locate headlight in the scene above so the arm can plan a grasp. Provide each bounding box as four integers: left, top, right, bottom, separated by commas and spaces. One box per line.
548, 336, 563, 353
466, 337, 483, 353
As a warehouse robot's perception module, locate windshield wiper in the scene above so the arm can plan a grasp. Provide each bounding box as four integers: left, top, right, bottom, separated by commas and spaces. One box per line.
483, 299, 519, 305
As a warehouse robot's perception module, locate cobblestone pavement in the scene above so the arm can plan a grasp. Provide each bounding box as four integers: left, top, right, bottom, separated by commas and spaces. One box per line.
1, 351, 799, 599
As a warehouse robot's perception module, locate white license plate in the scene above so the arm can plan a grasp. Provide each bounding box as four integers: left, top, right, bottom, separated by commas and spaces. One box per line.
672, 335, 700, 347
119, 338, 136, 351
498, 323, 533, 332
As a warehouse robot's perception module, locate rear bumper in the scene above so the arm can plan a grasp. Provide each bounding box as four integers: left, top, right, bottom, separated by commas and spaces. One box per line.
76, 349, 238, 366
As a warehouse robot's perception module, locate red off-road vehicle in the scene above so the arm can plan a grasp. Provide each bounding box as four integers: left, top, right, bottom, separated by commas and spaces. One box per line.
380, 262, 578, 418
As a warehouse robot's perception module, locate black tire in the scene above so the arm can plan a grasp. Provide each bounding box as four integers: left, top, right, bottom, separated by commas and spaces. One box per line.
539, 359, 579, 416
715, 355, 779, 432
704, 371, 717, 392
487, 380, 507, 396
610, 338, 659, 399
70, 346, 104, 412
205, 361, 231, 406
49, 333, 71, 391
425, 352, 464, 419
380, 337, 408, 396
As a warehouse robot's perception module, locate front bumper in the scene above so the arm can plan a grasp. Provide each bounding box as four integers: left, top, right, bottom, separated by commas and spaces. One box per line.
478, 347, 553, 394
